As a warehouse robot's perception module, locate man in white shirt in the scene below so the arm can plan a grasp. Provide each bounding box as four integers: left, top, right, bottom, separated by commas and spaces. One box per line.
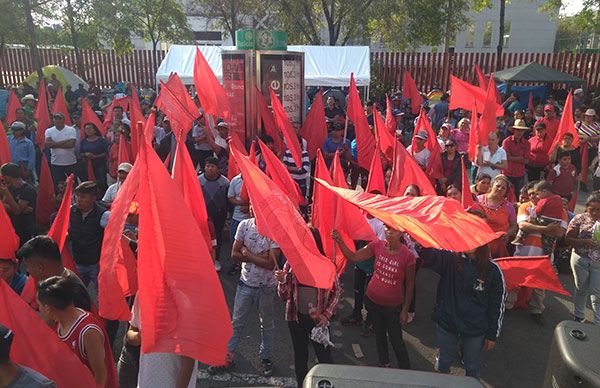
45, 112, 77, 189
406, 130, 431, 170
101, 162, 132, 207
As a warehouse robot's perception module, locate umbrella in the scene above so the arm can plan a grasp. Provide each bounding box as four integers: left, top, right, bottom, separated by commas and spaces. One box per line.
25, 66, 88, 90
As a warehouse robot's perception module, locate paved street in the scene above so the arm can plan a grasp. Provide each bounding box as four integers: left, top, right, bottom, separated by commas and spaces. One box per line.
196, 246, 589, 388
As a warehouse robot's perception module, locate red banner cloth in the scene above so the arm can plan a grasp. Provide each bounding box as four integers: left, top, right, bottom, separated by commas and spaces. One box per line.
347, 73, 376, 170
269, 87, 303, 169
300, 89, 328, 160
494, 256, 570, 295
403, 72, 424, 115
5, 89, 22, 126
35, 154, 55, 226
387, 141, 437, 196
34, 80, 51, 149
194, 47, 231, 120
257, 139, 304, 207
50, 87, 72, 126
548, 90, 579, 154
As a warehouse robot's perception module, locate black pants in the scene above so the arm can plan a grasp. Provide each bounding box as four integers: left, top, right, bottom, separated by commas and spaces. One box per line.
526, 164, 546, 182
211, 214, 227, 261
365, 296, 411, 368
117, 341, 140, 388
50, 163, 77, 191
352, 267, 371, 321
507, 175, 525, 199
408, 259, 421, 314
288, 314, 334, 387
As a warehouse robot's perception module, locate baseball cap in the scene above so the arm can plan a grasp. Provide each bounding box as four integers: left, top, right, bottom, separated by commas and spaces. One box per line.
415, 130, 428, 140
117, 162, 133, 173
441, 123, 452, 130
53, 112, 65, 119
392, 108, 403, 116
216, 121, 229, 128
574, 88, 584, 95
544, 104, 555, 112
10, 121, 26, 131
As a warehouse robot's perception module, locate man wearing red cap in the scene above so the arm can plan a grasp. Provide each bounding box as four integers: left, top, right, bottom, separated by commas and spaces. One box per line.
535, 104, 560, 141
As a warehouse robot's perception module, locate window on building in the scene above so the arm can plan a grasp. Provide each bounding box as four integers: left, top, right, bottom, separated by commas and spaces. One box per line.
194, 31, 222, 42
483, 21, 493, 47
465, 24, 475, 48
503, 21, 511, 48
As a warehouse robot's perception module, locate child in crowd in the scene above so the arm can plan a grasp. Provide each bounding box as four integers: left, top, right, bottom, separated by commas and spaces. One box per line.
512, 181, 564, 255
546, 151, 578, 200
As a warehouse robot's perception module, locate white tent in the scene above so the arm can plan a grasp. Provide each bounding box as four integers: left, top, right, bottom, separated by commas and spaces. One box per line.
156, 45, 370, 87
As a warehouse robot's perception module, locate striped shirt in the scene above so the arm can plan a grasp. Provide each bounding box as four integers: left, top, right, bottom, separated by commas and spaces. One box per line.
283, 148, 310, 180
514, 201, 568, 257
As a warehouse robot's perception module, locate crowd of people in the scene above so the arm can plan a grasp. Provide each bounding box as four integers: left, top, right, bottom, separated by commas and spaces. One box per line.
1, 75, 600, 388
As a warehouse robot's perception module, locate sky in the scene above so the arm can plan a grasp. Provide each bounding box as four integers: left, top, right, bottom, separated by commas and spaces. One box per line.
561, 0, 586, 15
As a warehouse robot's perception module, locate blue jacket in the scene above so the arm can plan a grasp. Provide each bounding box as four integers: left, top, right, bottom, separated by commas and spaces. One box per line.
420, 248, 506, 341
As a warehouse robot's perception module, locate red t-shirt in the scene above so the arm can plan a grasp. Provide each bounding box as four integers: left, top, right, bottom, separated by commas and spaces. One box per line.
528, 135, 552, 166
502, 136, 530, 177
366, 240, 416, 307
546, 165, 577, 197
535, 194, 564, 219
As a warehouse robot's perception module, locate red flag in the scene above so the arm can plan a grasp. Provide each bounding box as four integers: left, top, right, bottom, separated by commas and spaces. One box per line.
171, 135, 212, 249
162, 74, 199, 119
194, 47, 231, 120
347, 73, 376, 170
102, 96, 129, 131
0, 281, 96, 387
269, 87, 303, 169
374, 104, 395, 160
331, 151, 376, 243
34, 80, 51, 149
47, 174, 74, 252
256, 86, 284, 155
387, 141, 436, 196
461, 156, 475, 209
99, 161, 140, 321
549, 90, 579, 154
0, 194, 20, 259
385, 95, 397, 135
528, 92, 535, 113
300, 89, 328, 160
0, 126, 11, 165
257, 139, 305, 207
230, 140, 336, 289
475, 64, 488, 89
143, 110, 156, 145
128, 88, 145, 158
227, 134, 245, 181
413, 109, 443, 180
5, 89, 22, 126
403, 72, 424, 115
86, 159, 96, 181
117, 137, 132, 165
156, 80, 197, 140
80, 98, 105, 139
366, 147, 386, 195
449, 76, 503, 116
35, 154, 55, 226
50, 87, 72, 126
248, 140, 257, 165
137, 138, 231, 365
468, 99, 480, 162
316, 181, 502, 251
494, 256, 570, 295
478, 76, 500, 146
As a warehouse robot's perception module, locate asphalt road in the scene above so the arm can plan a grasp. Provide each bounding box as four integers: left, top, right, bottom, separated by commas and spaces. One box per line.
195, 243, 591, 388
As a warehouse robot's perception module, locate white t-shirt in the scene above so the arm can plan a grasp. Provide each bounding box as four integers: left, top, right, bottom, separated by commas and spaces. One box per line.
477, 146, 507, 180
130, 296, 198, 388
406, 146, 431, 169
102, 181, 121, 203
368, 217, 386, 240
235, 218, 279, 288
45, 126, 77, 166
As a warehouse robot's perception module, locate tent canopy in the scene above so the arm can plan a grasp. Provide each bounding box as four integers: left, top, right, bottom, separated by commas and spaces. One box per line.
492, 62, 583, 85
156, 45, 370, 87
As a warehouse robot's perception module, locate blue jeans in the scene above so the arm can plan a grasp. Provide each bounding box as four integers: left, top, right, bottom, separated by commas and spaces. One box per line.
436, 324, 485, 378
75, 263, 99, 289
571, 251, 600, 324
227, 281, 275, 360
229, 218, 242, 244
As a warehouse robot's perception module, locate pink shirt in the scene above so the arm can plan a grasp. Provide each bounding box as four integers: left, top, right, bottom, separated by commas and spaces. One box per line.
366, 240, 416, 307
450, 129, 470, 154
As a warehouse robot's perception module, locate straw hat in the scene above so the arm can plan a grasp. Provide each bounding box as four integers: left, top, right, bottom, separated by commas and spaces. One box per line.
510, 119, 530, 131
584, 108, 597, 117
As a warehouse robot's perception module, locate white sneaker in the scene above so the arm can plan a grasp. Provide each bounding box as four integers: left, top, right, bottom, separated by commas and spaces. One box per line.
214, 261, 222, 272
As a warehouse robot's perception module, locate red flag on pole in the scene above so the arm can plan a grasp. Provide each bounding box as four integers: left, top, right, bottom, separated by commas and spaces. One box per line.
137, 139, 232, 365
194, 47, 231, 120
387, 141, 437, 196
269, 87, 303, 169
478, 76, 500, 146
0, 195, 20, 259
156, 80, 197, 140
300, 89, 328, 160
5, 89, 22, 126
50, 87, 72, 125
257, 139, 305, 207
34, 80, 51, 150
117, 137, 133, 165
0, 281, 97, 387
128, 88, 144, 158
248, 140, 257, 165
102, 96, 129, 131
316, 181, 502, 251
494, 256, 570, 295
80, 98, 105, 139
99, 162, 140, 321
413, 109, 443, 180
528, 92, 535, 113
374, 104, 395, 160
230, 140, 336, 289
403, 72, 424, 115
468, 99, 480, 162
385, 95, 397, 135
449, 76, 503, 116
171, 134, 212, 248
156, 74, 199, 117
475, 64, 488, 89
143, 109, 156, 145
47, 174, 74, 252
256, 86, 284, 155
0, 126, 11, 165
461, 156, 475, 209
548, 90, 579, 154
347, 73, 376, 170
366, 147, 386, 195
35, 154, 55, 226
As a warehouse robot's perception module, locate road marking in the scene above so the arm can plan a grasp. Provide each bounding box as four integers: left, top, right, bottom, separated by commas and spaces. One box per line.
352, 343, 364, 358
197, 370, 297, 387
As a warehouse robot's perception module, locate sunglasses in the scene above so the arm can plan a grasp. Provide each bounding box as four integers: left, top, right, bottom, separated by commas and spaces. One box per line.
445, 143, 456, 147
